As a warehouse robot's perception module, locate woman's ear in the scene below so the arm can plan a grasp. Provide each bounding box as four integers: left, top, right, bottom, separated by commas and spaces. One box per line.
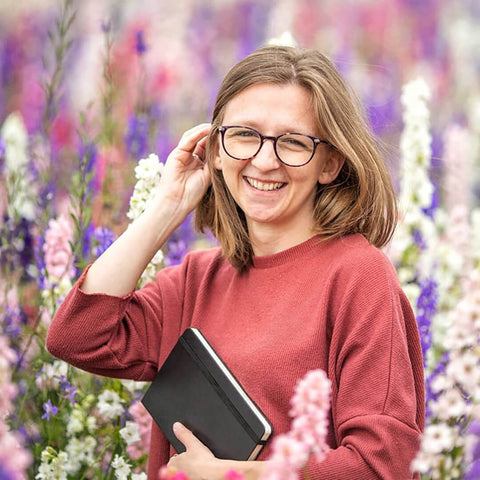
213, 139, 223, 170
318, 149, 345, 185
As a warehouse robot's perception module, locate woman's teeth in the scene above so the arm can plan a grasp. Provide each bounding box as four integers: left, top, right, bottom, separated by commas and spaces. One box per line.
246, 178, 285, 191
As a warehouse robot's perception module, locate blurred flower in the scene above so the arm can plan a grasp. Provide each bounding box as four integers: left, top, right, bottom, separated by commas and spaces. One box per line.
135, 30, 147, 55
111, 454, 132, 480
127, 153, 165, 285
42, 214, 75, 282
126, 401, 151, 460
261, 369, 331, 480
97, 390, 125, 420
120, 421, 141, 445
0, 111, 36, 220
125, 113, 150, 159
42, 399, 59, 420
224, 470, 243, 480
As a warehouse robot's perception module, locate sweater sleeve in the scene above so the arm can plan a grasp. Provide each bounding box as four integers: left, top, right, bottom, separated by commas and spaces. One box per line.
307, 249, 425, 479
46, 263, 185, 381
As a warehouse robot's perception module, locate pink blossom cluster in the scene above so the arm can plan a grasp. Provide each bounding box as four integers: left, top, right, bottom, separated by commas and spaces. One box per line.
127, 401, 152, 460
42, 214, 75, 281
261, 369, 331, 480
0, 336, 32, 478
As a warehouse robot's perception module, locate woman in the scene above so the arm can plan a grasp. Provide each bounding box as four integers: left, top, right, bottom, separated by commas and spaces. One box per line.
47, 45, 425, 479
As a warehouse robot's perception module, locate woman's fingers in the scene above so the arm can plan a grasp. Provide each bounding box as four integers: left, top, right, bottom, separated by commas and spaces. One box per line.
176, 123, 212, 164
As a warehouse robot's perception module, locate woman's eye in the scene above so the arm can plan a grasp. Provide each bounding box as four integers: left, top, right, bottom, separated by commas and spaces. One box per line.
234, 129, 255, 137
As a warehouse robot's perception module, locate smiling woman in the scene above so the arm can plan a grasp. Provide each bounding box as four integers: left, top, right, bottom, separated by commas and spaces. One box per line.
47, 45, 424, 480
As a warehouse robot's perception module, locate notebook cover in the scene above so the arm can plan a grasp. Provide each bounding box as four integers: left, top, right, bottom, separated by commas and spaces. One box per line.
141, 327, 272, 461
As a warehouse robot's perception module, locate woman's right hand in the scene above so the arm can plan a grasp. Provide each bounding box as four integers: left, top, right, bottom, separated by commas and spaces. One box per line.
152, 123, 212, 217
80, 123, 213, 296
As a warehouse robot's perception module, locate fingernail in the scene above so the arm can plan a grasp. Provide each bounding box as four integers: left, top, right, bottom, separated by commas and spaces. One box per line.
173, 422, 182, 432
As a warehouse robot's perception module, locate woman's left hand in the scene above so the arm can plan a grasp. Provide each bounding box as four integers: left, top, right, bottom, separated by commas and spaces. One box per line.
167, 422, 220, 479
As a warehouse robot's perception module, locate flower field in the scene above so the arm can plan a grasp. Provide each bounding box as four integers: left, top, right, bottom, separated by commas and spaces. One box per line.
0, 0, 479, 478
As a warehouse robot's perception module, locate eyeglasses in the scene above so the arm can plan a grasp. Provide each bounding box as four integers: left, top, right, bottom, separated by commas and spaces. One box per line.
218, 125, 332, 167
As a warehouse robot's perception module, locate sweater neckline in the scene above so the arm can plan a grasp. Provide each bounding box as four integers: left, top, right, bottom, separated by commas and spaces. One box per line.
252, 235, 324, 269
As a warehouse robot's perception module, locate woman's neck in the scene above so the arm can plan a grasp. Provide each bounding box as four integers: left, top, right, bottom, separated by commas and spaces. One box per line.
249, 223, 316, 257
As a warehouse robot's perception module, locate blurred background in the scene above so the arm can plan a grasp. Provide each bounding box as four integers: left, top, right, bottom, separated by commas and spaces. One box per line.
1, 0, 479, 228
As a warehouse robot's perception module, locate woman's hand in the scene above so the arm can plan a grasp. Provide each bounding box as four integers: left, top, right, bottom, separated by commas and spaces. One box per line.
166, 423, 265, 480
153, 123, 212, 218
166, 422, 219, 479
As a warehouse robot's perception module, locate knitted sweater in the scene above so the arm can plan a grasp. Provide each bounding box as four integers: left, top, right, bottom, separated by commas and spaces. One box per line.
47, 234, 425, 479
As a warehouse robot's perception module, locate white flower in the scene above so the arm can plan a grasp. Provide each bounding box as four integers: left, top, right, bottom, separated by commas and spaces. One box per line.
421, 423, 457, 454
0, 111, 36, 220
126, 154, 165, 285
35, 361, 68, 390
35, 448, 68, 480
127, 154, 164, 221
111, 454, 132, 480
120, 421, 141, 445
1, 111, 29, 171
430, 387, 468, 420
446, 350, 480, 390
132, 474, 147, 480
97, 389, 125, 420
268, 31, 297, 47
65, 436, 97, 474
66, 408, 84, 436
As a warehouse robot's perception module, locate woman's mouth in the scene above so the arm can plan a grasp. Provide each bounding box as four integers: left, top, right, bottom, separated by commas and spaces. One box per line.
245, 177, 286, 191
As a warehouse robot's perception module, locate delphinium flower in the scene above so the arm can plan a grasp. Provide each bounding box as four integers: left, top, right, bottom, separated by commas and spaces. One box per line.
36, 447, 68, 480
164, 214, 195, 267
433, 125, 474, 320
0, 336, 32, 479
0, 112, 37, 283
412, 268, 480, 478
90, 225, 116, 257
0, 111, 36, 221
261, 369, 331, 480
390, 78, 436, 307
125, 113, 151, 160
126, 153, 165, 286
464, 420, 480, 480
40, 213, 75, 319
415, 277, 438, 368
125, 401, 152, 461
97, 389, 125, 420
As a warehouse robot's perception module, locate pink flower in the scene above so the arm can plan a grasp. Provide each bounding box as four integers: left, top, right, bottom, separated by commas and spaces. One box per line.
43, 214, 75, 281
261, 369, 331, 480
126, 401, 152, 460
224, 469, 244, 479
158, 466, 190, 480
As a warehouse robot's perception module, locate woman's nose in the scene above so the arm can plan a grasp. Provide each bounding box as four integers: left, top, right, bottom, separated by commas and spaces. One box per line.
250, 139, 281, 170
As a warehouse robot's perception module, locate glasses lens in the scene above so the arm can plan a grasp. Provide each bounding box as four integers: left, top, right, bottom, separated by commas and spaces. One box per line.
276, 134, 315, 166
223, 127, 261, 160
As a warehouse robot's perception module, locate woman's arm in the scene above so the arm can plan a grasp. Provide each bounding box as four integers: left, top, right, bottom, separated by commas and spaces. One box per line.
81, 123, 211, 296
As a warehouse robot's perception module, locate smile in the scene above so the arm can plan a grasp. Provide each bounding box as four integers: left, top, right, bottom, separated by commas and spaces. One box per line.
245, 177, 286, 191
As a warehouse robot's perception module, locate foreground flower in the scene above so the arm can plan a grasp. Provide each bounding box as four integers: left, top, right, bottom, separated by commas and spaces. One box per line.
261, 369, 331, 480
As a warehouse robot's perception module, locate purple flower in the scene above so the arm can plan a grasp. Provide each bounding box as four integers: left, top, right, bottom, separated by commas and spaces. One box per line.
92, 227, 116, 257
135, 29, 147, 55
59, 375, 77, 404
165, 215, 195, 267
416, 277, 437, 367
41, 399, 58, 420
125, 113, 150, 159
425, 351, 448, 420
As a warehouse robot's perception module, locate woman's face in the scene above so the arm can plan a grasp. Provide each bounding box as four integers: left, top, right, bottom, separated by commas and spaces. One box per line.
214, 82, 343, 241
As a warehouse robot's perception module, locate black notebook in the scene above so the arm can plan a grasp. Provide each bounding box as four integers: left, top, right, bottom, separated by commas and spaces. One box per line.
141, 327, 272, 461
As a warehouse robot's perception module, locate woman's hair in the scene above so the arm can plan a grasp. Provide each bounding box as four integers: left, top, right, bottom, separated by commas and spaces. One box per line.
194, 45, 397, 272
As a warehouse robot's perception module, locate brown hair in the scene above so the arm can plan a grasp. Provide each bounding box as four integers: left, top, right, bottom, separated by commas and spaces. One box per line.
194, 45, 397, 272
